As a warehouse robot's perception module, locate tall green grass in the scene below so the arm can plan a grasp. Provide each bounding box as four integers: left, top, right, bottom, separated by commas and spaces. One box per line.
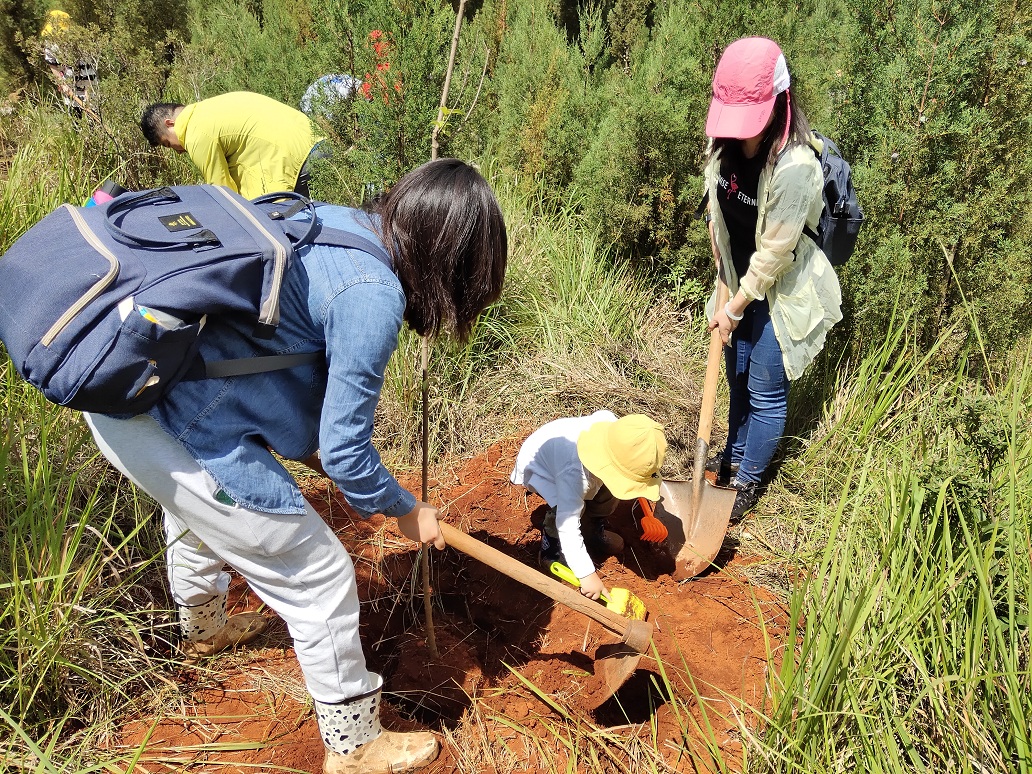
754, 326, 1031, 771
0, 357, 170, 761
0, 122, 168, 751
0, 110, 93, 249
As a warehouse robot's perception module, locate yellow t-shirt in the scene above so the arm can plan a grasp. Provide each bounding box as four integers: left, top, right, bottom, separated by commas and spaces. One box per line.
41, 9, 72, 38
175, 91, 324, 199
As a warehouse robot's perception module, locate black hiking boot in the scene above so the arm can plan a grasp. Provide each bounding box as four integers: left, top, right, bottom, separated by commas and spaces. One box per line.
730, 479, 763, 523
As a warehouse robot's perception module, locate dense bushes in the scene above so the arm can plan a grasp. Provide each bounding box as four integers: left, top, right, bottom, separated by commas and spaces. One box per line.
0, 0, 47, 94
479, 0, 1032, 362
834, 0, 1032, 358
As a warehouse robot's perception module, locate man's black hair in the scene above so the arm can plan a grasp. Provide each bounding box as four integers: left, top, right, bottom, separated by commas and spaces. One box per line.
140, 103, 184, 146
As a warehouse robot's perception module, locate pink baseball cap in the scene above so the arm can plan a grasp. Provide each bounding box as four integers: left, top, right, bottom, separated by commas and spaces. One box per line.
705, 37, 790, 139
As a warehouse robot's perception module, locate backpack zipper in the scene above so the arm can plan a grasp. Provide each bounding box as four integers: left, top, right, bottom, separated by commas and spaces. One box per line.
42, 205, 120, 347
212, 186, 287, 327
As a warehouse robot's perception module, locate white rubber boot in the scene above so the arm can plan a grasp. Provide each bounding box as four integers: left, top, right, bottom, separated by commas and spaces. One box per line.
178, 594, 267, 661
316, 688, 439, 774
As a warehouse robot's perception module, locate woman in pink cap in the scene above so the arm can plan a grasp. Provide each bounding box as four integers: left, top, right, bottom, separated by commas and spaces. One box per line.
701, 37, 843, 520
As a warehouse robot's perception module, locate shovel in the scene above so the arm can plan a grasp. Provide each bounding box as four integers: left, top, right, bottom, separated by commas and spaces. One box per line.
438, 521, 653, 698
652, 283, 737, 578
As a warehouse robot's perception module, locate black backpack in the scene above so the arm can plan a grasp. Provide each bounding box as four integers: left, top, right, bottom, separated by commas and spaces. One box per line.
801, 131, 864, 266
0, 185, 392, 415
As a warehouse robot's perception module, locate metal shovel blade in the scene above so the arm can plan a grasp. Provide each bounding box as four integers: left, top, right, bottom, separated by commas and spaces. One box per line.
595, 641, 644, 695
594, 619, 653, 698
652, 478, 737, 578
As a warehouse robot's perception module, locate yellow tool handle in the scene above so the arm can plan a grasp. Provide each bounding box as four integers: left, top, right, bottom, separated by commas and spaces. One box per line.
548, 562, 612, 605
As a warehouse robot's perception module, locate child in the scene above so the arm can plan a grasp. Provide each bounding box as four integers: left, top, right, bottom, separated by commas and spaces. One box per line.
510, 411, 667, 600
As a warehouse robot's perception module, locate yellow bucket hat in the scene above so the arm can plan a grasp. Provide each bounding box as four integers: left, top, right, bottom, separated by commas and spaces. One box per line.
577, 414, 667, 501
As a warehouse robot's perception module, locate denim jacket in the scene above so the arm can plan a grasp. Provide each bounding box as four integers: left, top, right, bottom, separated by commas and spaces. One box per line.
146, 205, 417, 518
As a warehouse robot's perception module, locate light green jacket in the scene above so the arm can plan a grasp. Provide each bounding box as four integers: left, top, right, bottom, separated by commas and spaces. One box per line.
705, 142, 843, 380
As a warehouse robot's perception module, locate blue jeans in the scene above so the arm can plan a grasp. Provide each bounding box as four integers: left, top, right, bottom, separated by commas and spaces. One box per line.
723, 299, 788, 485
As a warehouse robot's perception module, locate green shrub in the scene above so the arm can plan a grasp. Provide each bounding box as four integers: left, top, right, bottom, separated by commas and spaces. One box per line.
477, 0, 600, 197
0, 0, 47, 93
835, 0, 1032, 362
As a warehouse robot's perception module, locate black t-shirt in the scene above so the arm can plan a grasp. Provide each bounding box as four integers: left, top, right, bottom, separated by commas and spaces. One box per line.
716, 146, 766, 280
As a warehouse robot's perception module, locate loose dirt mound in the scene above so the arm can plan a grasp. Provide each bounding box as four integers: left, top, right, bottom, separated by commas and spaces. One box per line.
116, 439, 787, 772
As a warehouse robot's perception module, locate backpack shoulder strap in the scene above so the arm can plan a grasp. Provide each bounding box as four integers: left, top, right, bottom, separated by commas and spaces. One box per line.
694, 190, 710, 221
811, 130, 841, 161
310, 223, 394, 270
776, 133, 822, 166
276, 213, 394, 271
193, 211, 394, 381
803, 132, 828, 244
771, 135, 823, 246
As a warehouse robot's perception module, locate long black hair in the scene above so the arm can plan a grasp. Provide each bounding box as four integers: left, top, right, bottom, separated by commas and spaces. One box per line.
376, 159, 508, 343
709, 90, 811, 166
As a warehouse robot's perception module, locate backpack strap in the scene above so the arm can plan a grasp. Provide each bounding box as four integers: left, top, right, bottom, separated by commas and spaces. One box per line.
253, 194, 393, 269
277, 214, 394, 270
251, 191, 320, 246
803, 133, 828, 244
694, 190, 710, 221
192, 211, 394, 381
775, 135, 824, 246
200, 351, 323, 378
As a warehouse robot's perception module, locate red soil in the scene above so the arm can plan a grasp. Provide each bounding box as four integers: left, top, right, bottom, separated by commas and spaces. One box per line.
115, 438, 787, 773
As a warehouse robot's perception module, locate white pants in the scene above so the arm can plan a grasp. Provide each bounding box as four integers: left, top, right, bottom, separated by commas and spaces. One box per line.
84, 413, 380, 703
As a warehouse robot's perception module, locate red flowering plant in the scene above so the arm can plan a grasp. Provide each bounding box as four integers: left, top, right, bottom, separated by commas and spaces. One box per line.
360, 29, 402, 104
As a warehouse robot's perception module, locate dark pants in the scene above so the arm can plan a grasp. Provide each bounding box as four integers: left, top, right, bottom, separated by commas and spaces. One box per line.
542, 484, 618, 538
724, 298, 789, 485
293, 141, 333, 198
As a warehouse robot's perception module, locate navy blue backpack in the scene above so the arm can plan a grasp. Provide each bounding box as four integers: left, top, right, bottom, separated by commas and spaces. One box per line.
0, 185, 391, 415
802, 131, 865, 266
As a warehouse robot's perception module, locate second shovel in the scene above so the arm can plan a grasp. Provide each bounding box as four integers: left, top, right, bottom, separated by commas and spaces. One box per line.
653, 282, 736, 578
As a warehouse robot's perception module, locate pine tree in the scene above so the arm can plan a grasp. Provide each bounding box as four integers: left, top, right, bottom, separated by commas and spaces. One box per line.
0, 0, 48, 93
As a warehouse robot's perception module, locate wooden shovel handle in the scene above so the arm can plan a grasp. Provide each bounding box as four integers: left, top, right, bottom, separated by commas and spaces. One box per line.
438, 521, 631, 639
692, 281, 730, 517
697, 281, 729, 446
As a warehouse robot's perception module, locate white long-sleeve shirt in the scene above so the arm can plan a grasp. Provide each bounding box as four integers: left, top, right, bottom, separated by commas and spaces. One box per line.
510, 410, 616, 578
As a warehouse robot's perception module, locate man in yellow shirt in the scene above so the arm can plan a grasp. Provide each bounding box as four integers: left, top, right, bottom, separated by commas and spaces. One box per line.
140, 91, 328, 199
40, 9, 98, 112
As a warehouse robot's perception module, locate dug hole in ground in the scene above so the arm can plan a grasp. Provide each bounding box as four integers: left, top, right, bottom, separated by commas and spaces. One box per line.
115, 437, 787, 772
